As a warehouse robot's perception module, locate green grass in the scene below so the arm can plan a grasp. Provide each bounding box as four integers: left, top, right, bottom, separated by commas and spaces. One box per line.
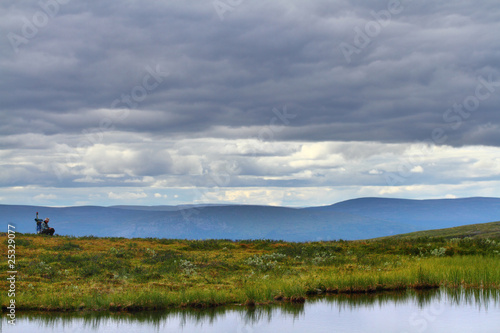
1, 232, 499, 312
375, 221, 500, 240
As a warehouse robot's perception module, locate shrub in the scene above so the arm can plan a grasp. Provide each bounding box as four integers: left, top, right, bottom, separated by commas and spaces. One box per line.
245, 253, 287, 272
26, 261, 58, 279
143, 249, 183, 264
79, 264, 102, 277
430, 247, 447, 257
184, 239, 233, 251
52, 242, 82, 251
179, 259, 197, 276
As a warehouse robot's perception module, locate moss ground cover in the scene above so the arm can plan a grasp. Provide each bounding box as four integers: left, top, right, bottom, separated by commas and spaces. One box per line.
1, 233, 499, 311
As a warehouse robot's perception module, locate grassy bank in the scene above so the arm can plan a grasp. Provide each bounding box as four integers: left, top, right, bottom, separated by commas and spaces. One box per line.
1, 233, 499, 311
375, 221, 500, 240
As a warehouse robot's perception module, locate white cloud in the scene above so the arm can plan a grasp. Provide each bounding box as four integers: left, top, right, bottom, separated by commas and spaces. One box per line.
108, 191, 147, 200
201, 189, 286, 206
34, 194, 57, 201
4, 136, 500, 207
379, 187, 403, 195
410, 166, 424, 173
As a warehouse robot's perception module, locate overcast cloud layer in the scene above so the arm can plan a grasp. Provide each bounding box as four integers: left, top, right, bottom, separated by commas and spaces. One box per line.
1, 0, 500, 206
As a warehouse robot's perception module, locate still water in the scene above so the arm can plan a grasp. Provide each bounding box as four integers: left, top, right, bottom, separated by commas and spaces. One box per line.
4, 289, 499, 333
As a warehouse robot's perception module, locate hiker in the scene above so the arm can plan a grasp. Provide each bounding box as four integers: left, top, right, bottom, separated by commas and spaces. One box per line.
40, 218, 55, 236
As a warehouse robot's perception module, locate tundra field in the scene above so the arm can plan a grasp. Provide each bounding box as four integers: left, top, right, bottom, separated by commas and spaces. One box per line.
1, 225, 500, 312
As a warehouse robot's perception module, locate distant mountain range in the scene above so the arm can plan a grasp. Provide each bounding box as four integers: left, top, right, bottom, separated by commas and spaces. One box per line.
2, 197, 500, 241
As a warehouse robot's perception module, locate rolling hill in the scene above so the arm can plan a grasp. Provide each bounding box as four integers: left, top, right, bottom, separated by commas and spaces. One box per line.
308, 197, 500, 230
1, 197, 500, 241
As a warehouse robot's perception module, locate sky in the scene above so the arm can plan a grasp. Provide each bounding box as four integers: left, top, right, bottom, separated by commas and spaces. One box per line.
1, 0, 500, 207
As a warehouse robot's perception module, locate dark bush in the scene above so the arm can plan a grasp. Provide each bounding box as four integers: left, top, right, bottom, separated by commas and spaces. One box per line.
52, 242, 82, 251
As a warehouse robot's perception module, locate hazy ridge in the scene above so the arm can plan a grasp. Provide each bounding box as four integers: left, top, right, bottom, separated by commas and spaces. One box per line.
2, 197, 500, 241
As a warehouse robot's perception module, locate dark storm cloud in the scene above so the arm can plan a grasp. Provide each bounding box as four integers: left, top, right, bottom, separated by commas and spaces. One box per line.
1, 0, 500, 147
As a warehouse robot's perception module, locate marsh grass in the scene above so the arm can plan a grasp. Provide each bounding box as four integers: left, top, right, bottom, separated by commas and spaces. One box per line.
1, 233, 499, 312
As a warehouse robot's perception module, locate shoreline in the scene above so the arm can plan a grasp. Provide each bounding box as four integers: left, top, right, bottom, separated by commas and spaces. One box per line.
5, 285, 500, 314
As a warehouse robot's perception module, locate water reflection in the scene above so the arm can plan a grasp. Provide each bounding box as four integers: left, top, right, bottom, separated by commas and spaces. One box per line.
308, 288, 500, 310
7, 288, 500, 333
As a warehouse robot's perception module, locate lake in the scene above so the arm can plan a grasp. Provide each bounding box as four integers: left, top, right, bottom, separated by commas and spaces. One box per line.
4, 288, 499, 333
